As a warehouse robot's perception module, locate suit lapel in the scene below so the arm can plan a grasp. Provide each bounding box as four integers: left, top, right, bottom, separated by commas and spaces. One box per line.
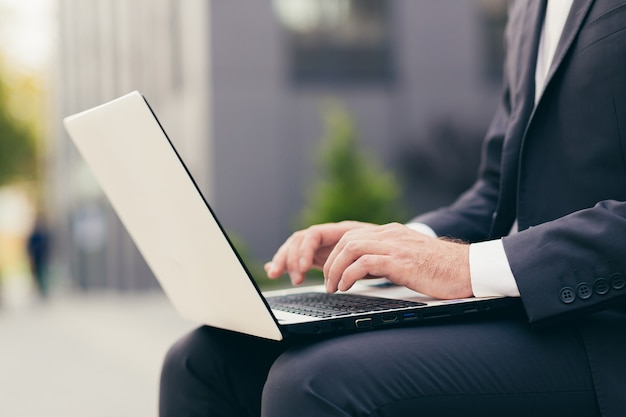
489, 0, 547, 238
509, 0, 546, 124
492, 0, 596, 236
512, 0, 596, 232
534, 0, 595, 105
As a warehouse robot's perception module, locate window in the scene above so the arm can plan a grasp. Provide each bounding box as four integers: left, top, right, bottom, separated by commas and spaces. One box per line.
274, 0, 393, 85
478, 0, 508, 83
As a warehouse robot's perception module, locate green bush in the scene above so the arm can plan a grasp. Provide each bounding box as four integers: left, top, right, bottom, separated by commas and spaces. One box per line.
0, 64, 37, 186
246, 103, 407, 290
299, 103, 405, 228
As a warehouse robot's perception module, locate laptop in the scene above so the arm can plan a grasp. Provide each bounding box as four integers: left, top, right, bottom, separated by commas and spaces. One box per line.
63, 91, 516, 341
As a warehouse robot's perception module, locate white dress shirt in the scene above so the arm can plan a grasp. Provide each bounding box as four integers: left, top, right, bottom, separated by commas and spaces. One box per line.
409, 1, 574, 297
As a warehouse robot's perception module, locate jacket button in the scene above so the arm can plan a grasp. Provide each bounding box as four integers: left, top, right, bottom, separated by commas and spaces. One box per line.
610, 273, 625, 290
594, 278, 610, 295
559, 287, 576, 304
576, 282, 592, 300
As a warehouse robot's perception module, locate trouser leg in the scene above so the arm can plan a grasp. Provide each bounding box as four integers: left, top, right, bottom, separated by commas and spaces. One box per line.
159, 326, 285, 417
262, 313, 600, 417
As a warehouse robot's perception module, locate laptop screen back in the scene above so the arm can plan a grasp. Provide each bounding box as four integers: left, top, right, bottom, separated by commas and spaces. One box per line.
63, 91, 283, 341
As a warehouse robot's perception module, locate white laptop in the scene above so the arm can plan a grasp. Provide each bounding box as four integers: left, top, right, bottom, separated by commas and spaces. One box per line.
63, 91, 516, 341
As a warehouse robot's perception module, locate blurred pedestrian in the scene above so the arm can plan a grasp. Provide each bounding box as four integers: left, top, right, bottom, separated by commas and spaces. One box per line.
27, 214, 50, 298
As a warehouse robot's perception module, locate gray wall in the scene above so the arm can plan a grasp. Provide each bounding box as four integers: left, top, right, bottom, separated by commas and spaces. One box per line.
209, 1, 502, 262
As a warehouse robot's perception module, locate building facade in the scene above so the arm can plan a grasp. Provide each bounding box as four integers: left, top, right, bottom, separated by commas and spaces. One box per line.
51, 0, 211, 290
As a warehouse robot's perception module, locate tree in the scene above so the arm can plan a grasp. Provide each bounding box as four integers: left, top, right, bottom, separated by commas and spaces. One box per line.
299, 103, 405, 228
0, 61, 37, 186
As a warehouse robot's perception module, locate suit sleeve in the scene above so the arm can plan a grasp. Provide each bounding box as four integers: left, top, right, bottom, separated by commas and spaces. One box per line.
503, 200, 626, 325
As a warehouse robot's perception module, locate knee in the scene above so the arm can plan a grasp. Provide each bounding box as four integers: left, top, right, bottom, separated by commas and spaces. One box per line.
161, 326, 232, 389
159, 327, 209, 416
262, 345, 354, 416
161, 326, 271, 388
262, 350, 313, 415
160, 327, 205, 386
263, 350, 303, 399
160, 327, 236, 413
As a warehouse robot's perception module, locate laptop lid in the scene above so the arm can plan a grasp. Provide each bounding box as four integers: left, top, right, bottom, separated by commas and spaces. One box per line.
64, 91, 284, 341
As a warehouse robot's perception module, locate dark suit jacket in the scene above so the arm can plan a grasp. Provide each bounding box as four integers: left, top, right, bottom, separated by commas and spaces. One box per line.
416, 1, 626, 415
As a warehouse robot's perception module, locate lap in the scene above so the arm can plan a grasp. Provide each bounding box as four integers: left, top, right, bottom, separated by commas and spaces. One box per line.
161, 311, 599, 417
263, 312, 599, 416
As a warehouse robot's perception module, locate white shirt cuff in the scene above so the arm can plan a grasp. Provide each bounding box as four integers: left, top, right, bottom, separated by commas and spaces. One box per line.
405, 222, 438, 238
469, 239, 520, 297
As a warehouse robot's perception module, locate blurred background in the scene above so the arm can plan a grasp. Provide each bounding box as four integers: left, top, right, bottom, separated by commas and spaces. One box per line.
0, 0, 507, 415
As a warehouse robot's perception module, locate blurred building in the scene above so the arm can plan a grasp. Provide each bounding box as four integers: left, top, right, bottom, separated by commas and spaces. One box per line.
49, 0, 507, 291
51, 0, 211, 290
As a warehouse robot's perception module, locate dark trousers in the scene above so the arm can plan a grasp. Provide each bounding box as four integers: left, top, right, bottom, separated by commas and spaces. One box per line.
159, 311, 600, 417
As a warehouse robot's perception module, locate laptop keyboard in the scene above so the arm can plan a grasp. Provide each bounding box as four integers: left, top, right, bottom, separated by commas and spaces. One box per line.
267, 292, 426, 318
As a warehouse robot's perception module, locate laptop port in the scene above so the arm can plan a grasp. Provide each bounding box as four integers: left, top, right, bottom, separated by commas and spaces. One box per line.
423, 311, 450, 319
355, 318, 373, 329
402, 312, 417, 320
381, 313, 398, 323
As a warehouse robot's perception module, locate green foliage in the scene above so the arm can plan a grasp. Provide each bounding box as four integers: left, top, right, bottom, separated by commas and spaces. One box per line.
0, 67, 37, 186
299, 103, 405, 228
227, 230, 295, 290
231, 104, 406, 290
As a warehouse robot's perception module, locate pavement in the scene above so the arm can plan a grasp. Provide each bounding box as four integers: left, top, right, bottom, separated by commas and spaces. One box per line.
0, 290, 195, 417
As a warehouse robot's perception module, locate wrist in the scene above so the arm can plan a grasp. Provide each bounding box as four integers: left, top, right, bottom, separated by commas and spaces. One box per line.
439, 239, 473, 299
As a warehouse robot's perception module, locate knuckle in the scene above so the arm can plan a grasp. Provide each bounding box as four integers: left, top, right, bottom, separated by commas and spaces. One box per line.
385, 222, 402, 231
292, 229, 306, 239
343, 240, 360, 253
305, 224, 318, 234
358, 254, 375, 268
305, 225, 322, 240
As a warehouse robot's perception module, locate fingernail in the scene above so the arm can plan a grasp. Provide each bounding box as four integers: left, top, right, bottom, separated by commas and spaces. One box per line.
266, 263, 279, 277
291, 272, 303, 286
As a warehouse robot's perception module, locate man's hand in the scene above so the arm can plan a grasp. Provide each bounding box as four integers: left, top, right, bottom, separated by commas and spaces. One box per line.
265, 222, 473, 300
265, 221, 375, 285
323, 223, 472, 299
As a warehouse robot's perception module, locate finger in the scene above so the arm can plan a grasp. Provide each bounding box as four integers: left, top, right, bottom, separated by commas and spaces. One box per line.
322, 229, 357, 279
269, 222, 372, 284
295, 223, 353, 285
322, 225, 388, 273
312, 245, 334, 269
267, 231, 307, 280
285, 232, 307, 285
264, 261, 287, 279
325, 239, 390, 292
297, 226, 324, 273
266, 237, 293, 278
322, 224, 387, 277
323, 223, 415, 279
337, 254, 391, 292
